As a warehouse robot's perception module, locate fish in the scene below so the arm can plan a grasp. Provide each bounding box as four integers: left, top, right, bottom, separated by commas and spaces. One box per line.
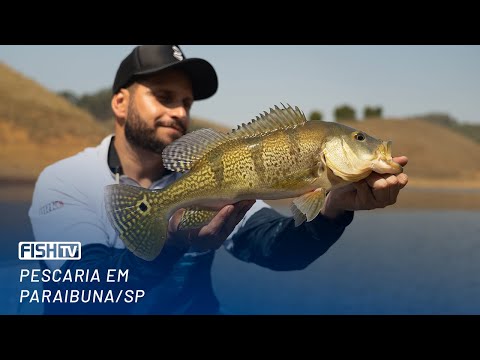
105, 104, 402, 261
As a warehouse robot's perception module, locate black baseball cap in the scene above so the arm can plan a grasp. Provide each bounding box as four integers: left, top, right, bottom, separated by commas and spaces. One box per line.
112, 45, 218, 100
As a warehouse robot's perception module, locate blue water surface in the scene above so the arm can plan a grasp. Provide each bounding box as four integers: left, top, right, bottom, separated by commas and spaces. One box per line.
1, 202, 480, 315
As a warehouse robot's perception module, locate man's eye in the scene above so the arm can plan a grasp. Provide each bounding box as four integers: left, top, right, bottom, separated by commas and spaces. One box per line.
156, 95, 171, 103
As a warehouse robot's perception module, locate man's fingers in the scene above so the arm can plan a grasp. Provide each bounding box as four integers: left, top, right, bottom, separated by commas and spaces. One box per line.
365, 172, 386, 189
222, 200, 255, 236
192, 201, 255, 250
202, 205, 234, 237
202, 200, 255, 239
365, 170, 409, 205
168, 208, 185, 233
365, 173, 390, 204
166, 208, 198, 250
397, 173, 409, 189
188, 206, 234, 251
353, 180, 375, 210
385, 174, 401, 205
393, 156, 408, 167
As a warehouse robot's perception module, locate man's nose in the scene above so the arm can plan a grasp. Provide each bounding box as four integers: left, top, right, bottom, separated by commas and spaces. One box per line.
169, 105, 187, 119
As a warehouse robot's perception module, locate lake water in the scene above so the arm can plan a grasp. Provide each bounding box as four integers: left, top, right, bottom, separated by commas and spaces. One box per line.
1, 202, 480, 315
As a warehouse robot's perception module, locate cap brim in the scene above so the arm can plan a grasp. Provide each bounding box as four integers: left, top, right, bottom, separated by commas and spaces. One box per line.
133, 58, 218, 101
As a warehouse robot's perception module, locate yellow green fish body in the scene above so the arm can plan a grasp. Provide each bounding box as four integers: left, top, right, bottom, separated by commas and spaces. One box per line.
106, 105, 402, 260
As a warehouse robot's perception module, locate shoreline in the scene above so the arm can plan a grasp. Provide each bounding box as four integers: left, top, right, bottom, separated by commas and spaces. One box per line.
0, 178, 36, 186
2, 175, 479, 188
1, 177, 480, 210
407, 177, 480, 191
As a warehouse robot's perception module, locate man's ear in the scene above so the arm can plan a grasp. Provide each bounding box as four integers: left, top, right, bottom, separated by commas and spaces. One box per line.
111, 89, 129, 118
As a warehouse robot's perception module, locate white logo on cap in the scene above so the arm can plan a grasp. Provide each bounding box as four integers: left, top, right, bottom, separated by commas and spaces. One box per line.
172, 46, 184, 61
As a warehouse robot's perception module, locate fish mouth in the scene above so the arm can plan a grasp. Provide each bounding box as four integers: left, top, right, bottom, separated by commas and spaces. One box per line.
371, 141, 403, 174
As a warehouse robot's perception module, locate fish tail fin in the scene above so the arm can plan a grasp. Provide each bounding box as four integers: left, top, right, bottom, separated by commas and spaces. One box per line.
105, 184, 170, 261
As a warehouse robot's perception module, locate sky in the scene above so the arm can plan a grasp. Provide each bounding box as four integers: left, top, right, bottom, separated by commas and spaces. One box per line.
1, 45, 479, 127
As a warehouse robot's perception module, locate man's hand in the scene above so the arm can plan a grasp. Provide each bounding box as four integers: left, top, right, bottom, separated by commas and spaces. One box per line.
167, 200, 256, 252
322, 156, 409, 219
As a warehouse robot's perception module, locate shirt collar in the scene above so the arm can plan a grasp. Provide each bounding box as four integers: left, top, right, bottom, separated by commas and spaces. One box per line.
107, 136, 179, 189
107, 136, 123, 175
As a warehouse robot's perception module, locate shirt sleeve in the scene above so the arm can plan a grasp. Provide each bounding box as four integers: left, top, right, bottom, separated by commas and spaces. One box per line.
224, 201, 354, 271
28, 167, 186, 286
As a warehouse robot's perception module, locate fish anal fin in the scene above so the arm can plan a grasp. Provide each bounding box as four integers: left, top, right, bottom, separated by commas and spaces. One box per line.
292, 188, 327, 223
178, 208, 219, 230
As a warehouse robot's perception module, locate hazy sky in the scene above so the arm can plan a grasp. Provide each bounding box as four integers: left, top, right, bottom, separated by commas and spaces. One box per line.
1, 45, 479, 127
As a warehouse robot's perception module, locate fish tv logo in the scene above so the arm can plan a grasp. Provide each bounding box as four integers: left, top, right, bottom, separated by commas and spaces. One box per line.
18, 242, 81, 260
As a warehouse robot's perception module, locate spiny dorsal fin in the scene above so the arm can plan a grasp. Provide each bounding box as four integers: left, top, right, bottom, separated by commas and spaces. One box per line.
229, 104, 307, 139
162, 128, 228, 172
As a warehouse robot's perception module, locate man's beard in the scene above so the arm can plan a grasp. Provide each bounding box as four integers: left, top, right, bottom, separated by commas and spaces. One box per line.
124, 103, 184, 155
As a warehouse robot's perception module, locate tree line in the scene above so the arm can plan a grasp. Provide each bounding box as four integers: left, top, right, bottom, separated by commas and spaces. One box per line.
59, 88, 480, 144
308, 106, 480, 143
309, 105, 383, 122
58, 89, 113, 121
59, 88, 385, 124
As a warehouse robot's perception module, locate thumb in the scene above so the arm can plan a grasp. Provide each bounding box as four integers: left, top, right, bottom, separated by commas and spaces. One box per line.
168, 208, 186, 233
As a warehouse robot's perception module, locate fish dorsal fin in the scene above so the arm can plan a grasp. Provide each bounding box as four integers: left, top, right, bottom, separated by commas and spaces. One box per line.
162, 128, 228, 172
229, 104, 307, 139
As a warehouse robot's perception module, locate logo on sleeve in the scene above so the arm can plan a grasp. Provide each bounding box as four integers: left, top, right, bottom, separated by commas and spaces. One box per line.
39, 200, 64, 215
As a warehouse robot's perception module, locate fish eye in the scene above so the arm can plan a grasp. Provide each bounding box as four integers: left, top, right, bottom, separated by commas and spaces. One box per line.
354, 132, 366, 141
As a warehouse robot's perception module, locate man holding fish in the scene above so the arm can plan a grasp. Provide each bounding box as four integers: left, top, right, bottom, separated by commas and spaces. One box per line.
29, 45, 408, 314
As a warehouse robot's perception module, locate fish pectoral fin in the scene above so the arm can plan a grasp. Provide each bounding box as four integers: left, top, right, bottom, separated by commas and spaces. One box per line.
292, 188, 327, 224
178, 208, 219, 230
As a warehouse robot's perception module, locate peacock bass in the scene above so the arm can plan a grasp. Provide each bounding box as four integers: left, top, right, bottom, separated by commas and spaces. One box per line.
105, 105, 403, 260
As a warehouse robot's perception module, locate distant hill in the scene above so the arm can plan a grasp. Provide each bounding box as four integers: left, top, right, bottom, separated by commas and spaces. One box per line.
0, 62, 109, 180
0, 63, 226, 181
409, 112, 480, 144
340, 118, 480, 185
0, 63, 108, 141
1, 61, 479, 192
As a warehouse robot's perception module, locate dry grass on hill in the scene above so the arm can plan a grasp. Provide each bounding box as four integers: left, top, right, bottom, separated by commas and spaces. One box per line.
0, 62, 108, 141
0, 62, 108, 180
0, 61, 479, 209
